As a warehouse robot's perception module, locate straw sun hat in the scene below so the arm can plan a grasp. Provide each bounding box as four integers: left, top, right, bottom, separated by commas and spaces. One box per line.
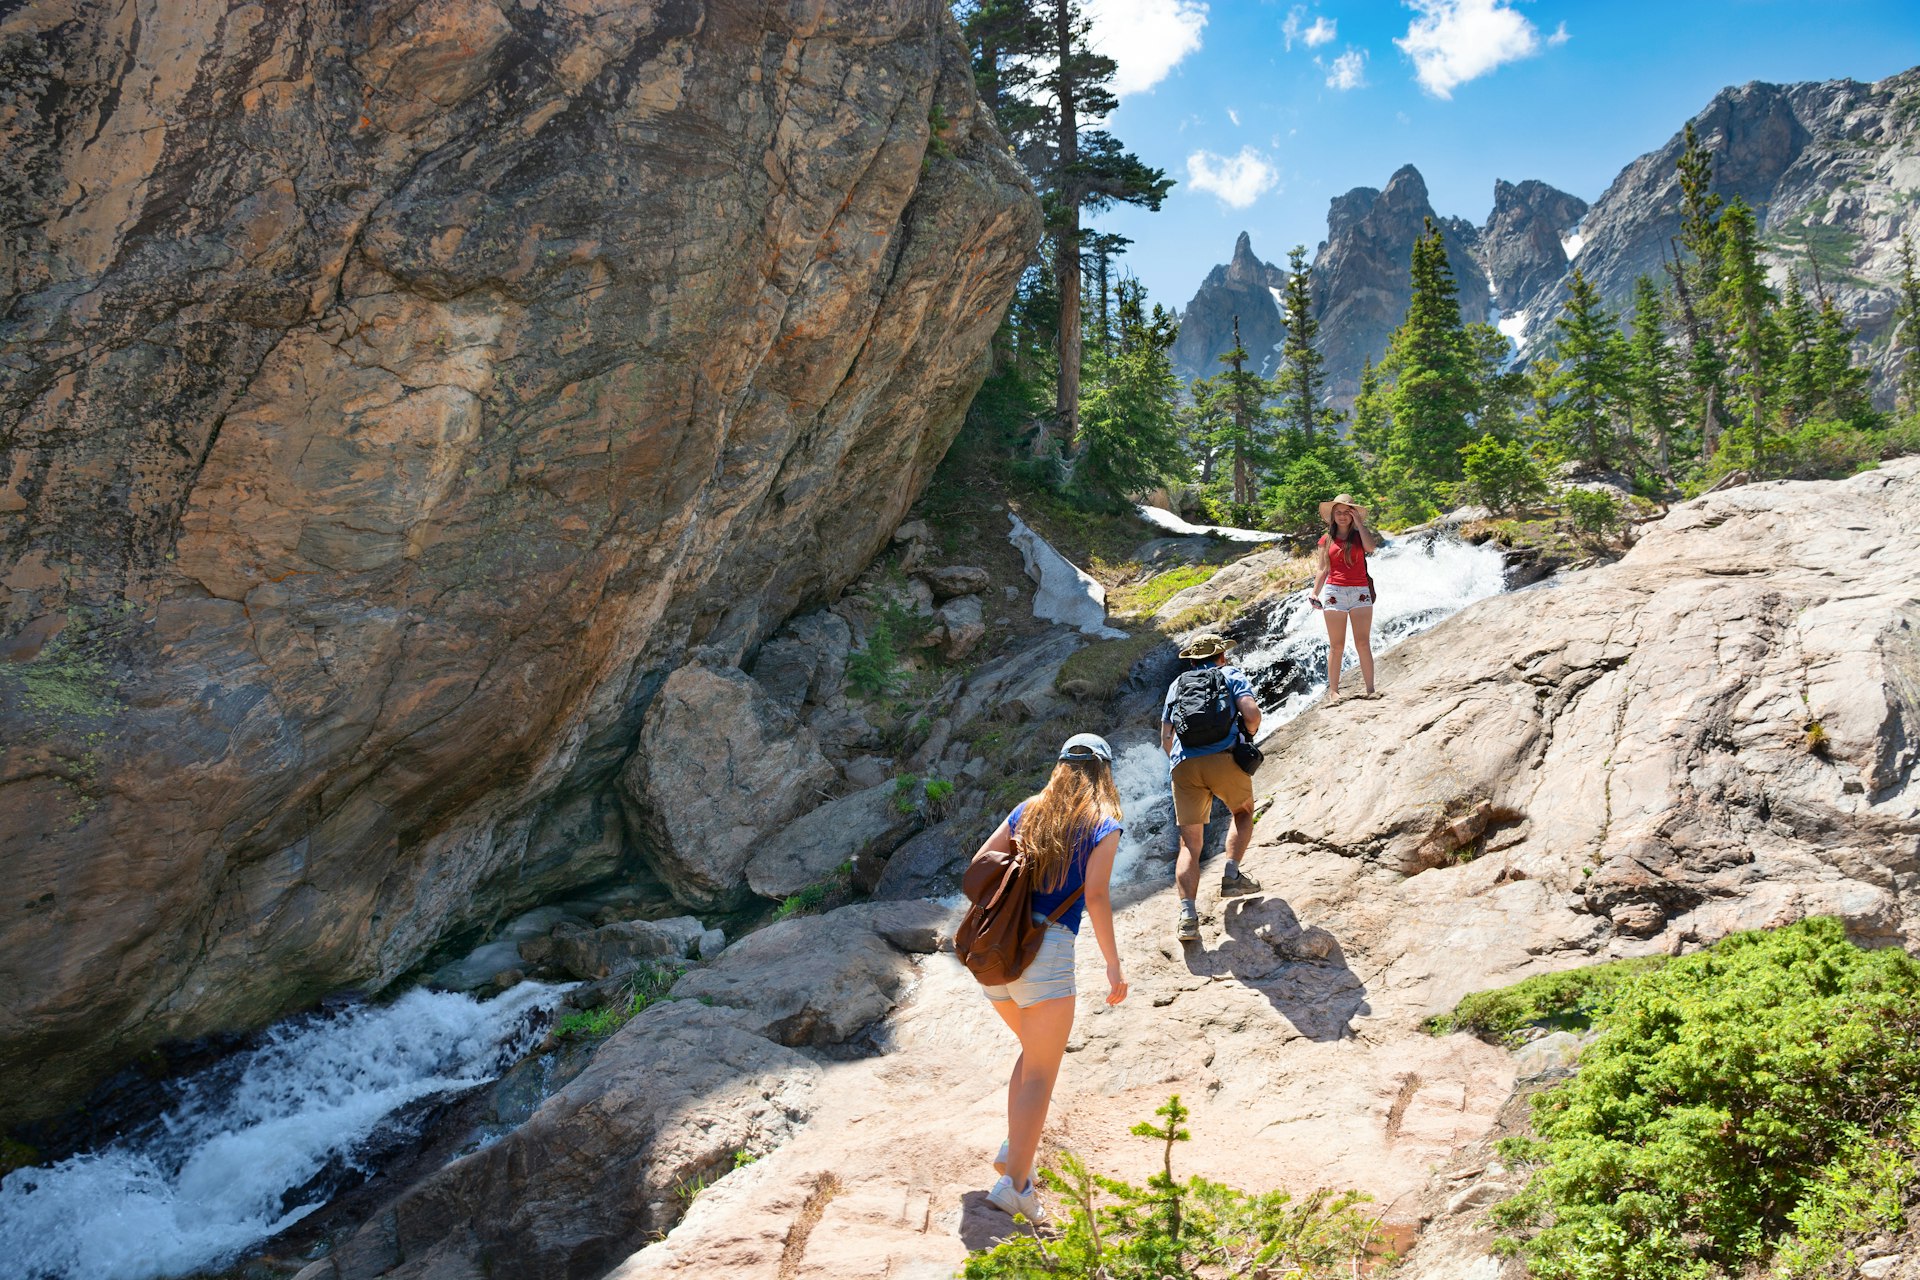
1318, 493, 1369, 523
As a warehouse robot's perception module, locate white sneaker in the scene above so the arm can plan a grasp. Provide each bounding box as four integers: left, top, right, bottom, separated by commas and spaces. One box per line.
987, 1173, 1049, 1223
994, 1140, 1009, 1175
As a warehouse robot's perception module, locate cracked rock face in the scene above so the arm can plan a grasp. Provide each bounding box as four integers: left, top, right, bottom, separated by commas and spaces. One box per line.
0, 0, 1037, 1122
1170, 230, 1289, 384
1258, 459, 1920, 968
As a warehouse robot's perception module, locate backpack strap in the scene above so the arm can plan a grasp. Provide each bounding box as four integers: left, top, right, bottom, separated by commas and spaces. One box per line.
1041, 885, 1085, 925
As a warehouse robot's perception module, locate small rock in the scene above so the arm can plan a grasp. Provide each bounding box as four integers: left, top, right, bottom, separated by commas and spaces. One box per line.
843, 755, 893, 789
1443, 1181, 1509, 1217
1860, 1257, 1901, 1278
1002, 585, 1019, 600
1512, 1030, 1588, 1080
491, 969, 526, 991
936, 594, 986, 660
1610, 902, 1667, 937
697, 928, 727, 961
919, 565, 991, 599
893, 519, 932, 544
809, 704, 881, 752
960, 756, 987, 780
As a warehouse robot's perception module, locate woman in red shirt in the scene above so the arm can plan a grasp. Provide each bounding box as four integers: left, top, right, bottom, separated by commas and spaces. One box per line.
1308, 493, 1381, 699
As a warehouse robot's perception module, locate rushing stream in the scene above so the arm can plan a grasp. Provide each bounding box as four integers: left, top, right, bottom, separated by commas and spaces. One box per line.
1113, 533, 1509, 880
0, 982, 567, 1280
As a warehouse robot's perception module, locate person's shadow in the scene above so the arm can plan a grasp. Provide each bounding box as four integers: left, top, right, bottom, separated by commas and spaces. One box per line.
957, 1189, 1047, 1252
1180, 893, 1369, 1041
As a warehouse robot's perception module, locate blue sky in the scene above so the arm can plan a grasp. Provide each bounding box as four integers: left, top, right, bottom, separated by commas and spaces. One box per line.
1080, 0, 1920, 308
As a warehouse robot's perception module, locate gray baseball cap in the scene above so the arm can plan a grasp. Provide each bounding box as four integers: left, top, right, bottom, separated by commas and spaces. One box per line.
1058, 732, 1114, 763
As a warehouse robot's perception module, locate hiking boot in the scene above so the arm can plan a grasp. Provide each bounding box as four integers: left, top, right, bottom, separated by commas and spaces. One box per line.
988, 1174, 1049, 1224
1176, 908, 1200, 942
1220, 867, 1262, 896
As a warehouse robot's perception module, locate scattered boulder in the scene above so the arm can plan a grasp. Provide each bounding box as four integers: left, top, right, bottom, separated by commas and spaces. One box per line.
745, 783, 925, 900
617, 665, 835, 912
746, 639, 819, 716
671, 901, 950, 1046
870, 823, 972, 901
934, 594, 986, 660
892, 519, 933, 545
529, 916, 707, 981
842, 755, 893, 789
784, 611, 853, 706
918, 565, 991, 599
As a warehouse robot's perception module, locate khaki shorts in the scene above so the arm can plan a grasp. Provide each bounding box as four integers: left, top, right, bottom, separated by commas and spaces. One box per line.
1171, 751, 1253, 827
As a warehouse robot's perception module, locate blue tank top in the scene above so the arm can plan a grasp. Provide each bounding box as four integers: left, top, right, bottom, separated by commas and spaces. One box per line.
1007, 800, 1123, 936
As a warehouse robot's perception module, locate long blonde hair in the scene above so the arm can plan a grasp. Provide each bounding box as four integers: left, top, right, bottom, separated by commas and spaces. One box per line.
1019, 758, 1124, 892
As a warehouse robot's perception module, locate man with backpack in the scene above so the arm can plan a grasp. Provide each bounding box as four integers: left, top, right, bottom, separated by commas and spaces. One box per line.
1161, 632, 1264, 941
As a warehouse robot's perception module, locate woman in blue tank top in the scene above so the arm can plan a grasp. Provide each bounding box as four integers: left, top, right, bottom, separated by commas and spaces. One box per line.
974, 732, 1127, 1224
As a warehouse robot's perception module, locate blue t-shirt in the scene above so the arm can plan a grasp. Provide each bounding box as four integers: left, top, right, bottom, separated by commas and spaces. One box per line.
1007, 800, 1123, 936
1162, 663, 1256, 765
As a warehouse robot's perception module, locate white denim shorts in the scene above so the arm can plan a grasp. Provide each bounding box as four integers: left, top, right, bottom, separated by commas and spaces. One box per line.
981, 916, 1077, 1007
1321, 583, 1375, 613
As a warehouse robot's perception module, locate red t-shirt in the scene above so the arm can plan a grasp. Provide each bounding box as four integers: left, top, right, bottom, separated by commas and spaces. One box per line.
1321, 533, 1369, 586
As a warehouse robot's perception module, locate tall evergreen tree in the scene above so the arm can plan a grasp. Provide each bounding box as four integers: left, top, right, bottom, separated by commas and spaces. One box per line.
956, 0, 1047, 150
1350, 355, 1389, 463
1810, 294, 1877, 431
1272, 244, 1342, 444
1081, 229, 1133, 357
1711, 198, 1783, 467
1545, 269, 1628, 470
1077, 278, 1186, 502
1777, 270, 1823, 429
1666, 122, 1729, 461
1896, 232, 1920, 417
1623, 274, 1686, 470
1028, 0, 1172, 449
1197, 316, 1276, 509
1381, 220, 1478, 483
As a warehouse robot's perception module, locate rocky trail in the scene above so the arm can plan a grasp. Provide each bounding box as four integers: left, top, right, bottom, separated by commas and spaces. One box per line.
252, 460, 1919, 1280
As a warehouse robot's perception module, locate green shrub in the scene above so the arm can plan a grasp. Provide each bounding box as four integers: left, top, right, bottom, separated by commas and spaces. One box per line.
1459, 435, 1550, 513
1491, 918, 1920, 1280
893, 773, 922, 814
962, 1096, 1386, 1279
773, 883, 830, 921
1562, 487, 1623, 541
553, 961, 686, 1040
1427, 955, 1668, 1045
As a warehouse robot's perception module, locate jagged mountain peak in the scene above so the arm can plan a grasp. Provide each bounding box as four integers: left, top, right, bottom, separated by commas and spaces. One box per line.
1172, 233, 1288, 383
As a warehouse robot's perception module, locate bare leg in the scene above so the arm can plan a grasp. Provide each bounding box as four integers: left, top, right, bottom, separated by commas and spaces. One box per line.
989, 995, 1076, 1190
1350, 606, 1377, 694
1228, 805, 1255, 865
1175, 822, 1206, 901
1322, 608, 1349, 698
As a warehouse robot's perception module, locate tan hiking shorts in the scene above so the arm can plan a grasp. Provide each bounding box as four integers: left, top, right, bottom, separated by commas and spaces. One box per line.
1171, 751, 1253, 827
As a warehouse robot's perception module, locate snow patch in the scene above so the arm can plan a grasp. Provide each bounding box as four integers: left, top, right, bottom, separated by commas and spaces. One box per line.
1497, 308, 1531, 352
1561, 228, 1586, 259
1134, 504, 1286, 543
1267, 285, 1285, 310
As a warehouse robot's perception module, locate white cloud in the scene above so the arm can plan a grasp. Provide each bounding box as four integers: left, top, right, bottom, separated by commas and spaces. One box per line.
1228, 106, 1241, 126
1185, 147, 1280, 209
1085, 0, 1209, 98
1394, 0, 1543, 99
1322, 49, 1368, 91
1547, 21, 1570, 47
1282, 6, 1337, 50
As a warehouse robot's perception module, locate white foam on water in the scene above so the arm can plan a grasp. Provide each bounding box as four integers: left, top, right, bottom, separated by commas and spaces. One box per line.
1107, 535, 1507, 882
0, 982, 567, 1280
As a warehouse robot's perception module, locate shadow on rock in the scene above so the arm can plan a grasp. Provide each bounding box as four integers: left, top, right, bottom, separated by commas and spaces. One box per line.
956, 1190, 1046, 1254
1182, 895, 1369, 1041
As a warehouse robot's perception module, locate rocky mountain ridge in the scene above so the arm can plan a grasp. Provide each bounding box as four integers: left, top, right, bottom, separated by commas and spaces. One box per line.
1174, 63, 1920, 406
0, 0, 1038, 1125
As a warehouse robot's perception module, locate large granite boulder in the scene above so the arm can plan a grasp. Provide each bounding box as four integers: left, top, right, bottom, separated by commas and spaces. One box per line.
0, 0, 1038, 1121
1256, 459, 1920, 952
744, 782, 924, 901
618, 665, 836, 912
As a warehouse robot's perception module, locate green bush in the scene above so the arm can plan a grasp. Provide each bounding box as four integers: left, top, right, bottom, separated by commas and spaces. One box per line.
1261, 453, 1344, 535
1562, 487, 1623, 541
1491, 918, 1920, 1280
773, 883, 830, 921
1459, 434, 1550, 513
1427, 955, 1667, 1046
553, 962, 686, 1040
962, 1096, 1386, 1279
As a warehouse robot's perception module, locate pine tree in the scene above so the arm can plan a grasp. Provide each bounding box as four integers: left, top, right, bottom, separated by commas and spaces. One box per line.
1272, 244, 1342, 445
1029, 0, 1172, 450
1350, 355, 1390, 463
1777, 271, 1823, 429
1382, 220, 1478, 484
1666, 122, 1729, 461
1077, 279, 1188, 503
1810, 294, 1877, 431
1711, 198, 1783, 470
956, 0, 1048, 150
1896, 232, 1920, 417
1623, 274, 1686, 470
1545, 269, 1628, 470
1197, 316, 1276, 510
1081, 230, 1133, 357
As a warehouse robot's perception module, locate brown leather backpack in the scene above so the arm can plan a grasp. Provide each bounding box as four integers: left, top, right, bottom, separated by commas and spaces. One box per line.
953, 839, 1083, 987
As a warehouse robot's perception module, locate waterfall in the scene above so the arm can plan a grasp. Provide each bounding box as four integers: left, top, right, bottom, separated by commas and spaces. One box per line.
0, 982, 567, 1280
1113, 534, 1509, 880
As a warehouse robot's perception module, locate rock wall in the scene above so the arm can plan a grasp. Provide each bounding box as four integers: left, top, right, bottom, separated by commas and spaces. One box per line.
0, 0, 1038, 1123
1478, 178, 1587, 320
1169, 230, 1288, 384
1310, 164, 1489, 406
